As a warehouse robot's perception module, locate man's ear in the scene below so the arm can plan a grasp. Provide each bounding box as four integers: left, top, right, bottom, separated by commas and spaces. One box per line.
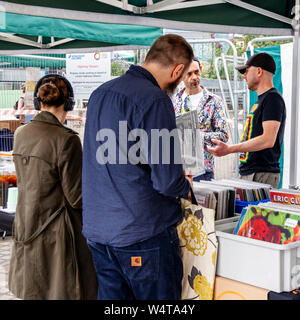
257, 67, 264, 77
171, 63, 185, 80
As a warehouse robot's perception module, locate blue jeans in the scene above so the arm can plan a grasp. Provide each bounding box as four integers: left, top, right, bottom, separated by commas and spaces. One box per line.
86, 225, 183, 300
193, 170, 214, 182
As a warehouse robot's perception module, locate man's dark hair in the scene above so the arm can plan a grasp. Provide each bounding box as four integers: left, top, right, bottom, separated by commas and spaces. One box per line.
145, 34, 194, 69
192, 57, 202, 70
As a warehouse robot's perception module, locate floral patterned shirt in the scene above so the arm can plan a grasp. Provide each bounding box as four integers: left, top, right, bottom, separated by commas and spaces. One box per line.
172, 86, 229, 173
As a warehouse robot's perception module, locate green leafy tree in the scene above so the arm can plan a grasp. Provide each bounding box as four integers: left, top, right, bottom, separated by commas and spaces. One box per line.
111, 61, 127, 77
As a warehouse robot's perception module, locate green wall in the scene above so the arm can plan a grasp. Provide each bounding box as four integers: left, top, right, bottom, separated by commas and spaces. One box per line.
0, 90, 21, 109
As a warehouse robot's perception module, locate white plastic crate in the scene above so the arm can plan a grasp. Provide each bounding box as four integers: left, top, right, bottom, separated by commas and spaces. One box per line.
215, 216, 300, 293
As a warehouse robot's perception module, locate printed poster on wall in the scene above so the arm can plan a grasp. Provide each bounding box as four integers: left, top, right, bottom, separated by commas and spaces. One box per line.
25, 67, 41, 109
66, 52, 111, 100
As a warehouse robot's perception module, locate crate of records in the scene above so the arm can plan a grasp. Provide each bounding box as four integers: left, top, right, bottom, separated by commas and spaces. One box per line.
214, 188, 300, 293
193, 178, 271, 220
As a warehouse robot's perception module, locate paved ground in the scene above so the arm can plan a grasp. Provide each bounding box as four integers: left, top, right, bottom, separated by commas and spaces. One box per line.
0, 237, 18, 300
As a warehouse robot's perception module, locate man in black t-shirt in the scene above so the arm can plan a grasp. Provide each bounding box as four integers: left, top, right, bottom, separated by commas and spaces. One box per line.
207, 52, 286, 188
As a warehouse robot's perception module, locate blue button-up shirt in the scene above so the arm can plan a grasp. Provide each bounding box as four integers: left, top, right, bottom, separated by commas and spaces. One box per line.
82, 65, 190, 247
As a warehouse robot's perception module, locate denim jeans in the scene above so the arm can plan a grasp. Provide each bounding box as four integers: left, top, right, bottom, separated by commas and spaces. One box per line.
86, 225, 183, 300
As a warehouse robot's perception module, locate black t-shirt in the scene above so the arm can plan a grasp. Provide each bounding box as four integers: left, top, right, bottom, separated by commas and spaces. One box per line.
239, 88, 286, 175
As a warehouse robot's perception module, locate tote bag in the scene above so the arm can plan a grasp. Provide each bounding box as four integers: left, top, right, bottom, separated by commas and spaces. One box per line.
177, 196, 218, 300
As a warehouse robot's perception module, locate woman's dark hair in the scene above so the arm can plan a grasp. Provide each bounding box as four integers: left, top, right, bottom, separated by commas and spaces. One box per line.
38, 76, 68, 107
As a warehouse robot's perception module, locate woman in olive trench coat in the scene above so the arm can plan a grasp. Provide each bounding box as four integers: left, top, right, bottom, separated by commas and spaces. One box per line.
8, 75, 98, 300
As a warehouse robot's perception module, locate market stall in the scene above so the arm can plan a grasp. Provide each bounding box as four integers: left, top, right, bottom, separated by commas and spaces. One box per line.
0, 0, 300, 300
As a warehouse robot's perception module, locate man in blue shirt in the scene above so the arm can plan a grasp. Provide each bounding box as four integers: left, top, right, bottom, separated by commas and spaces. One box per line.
82, 34, 194, 300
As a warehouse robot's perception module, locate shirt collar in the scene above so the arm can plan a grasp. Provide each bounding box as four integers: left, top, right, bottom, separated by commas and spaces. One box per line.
128, 65, 160, 88
201, 86, 210, 99
177, 88, 186, 98
31, 111, 78, 134
178, 85, 208, 100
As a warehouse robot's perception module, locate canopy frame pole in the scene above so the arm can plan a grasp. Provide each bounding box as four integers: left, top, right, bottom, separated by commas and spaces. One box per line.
11, 54, 66, 61
95, 0, 295, 23
47, 38, 75, 48
143, 0, 184, 13
219, 54, 247, 127
0, 45, 151, 55
242, 52, 248, 127
214, 56, 234, 142
232, 42, 240, 176
214, 57, 229, 113
223, 0, 293, 25
95, 0, 132, 11
289, 1, 300, 189
149, 0, 224, 12
0, 1, 292, 35
0, 33, 43, 48
221, 53, 236, 123
0, 33, 74, 49
247, 36, 294, 56
96, 0, 185, 13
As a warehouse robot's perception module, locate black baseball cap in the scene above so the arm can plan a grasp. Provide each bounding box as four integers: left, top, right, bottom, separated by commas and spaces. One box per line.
235, 52, 276, 74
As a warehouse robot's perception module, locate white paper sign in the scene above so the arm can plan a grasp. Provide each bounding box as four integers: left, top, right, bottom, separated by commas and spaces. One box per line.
66, 52, 111, 100
25, 67, 41, 109
285, 218, 298, 229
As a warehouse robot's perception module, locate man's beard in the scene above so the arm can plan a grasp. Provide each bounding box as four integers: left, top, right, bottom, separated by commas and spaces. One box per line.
165, 76, 182, 97
187, 80, 200, 91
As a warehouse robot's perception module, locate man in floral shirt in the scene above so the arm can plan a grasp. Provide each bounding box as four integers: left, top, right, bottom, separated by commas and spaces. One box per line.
172, 57, 229, 181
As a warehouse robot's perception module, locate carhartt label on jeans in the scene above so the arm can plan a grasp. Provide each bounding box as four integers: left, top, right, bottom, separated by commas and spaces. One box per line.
131, 257, 142, 267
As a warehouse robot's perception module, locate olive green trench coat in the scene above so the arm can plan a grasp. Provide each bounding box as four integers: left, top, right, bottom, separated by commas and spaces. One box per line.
8, 111, 98, 300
